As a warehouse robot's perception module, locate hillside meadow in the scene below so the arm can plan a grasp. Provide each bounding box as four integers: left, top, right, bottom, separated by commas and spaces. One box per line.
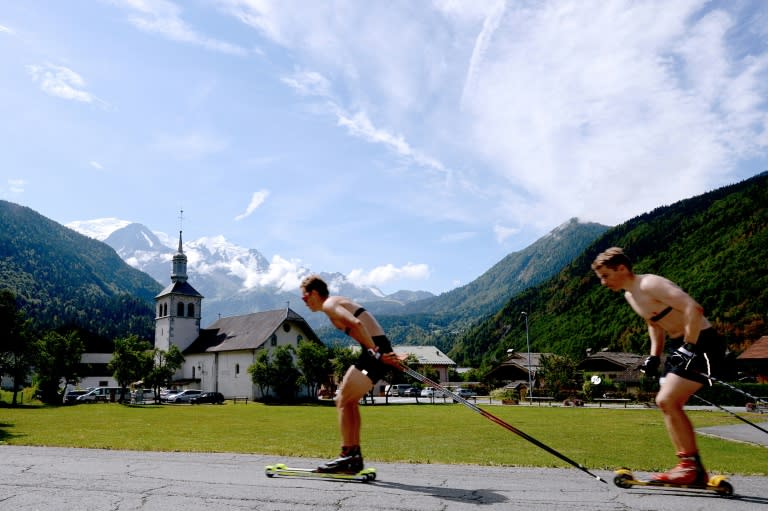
1, 399, 765, 476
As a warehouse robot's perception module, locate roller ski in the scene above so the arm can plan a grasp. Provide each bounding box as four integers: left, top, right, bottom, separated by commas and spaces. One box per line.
613, 468, 733, 496
264, 463, 377, 482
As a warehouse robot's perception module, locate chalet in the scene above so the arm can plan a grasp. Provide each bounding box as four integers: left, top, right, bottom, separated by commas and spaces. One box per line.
392, 345, 456, 383
577, 351, 645, 385
484, 351, 547, 392
737, 336, 768, 383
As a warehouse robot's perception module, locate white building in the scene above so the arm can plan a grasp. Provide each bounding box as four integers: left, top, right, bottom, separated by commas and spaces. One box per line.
155, 230, 323, 399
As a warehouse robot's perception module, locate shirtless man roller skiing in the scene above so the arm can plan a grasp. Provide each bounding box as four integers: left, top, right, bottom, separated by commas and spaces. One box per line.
301, 275, 403, 473
592, 247, 725, 485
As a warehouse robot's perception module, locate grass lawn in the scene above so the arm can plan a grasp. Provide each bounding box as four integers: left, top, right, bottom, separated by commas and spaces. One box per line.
1, 400, 765, 476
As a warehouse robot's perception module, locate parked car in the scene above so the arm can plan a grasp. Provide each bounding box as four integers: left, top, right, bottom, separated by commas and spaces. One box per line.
420, 388, 446, 398
455, 388, 476, 399
402, 387, 420, 397
63, 390, 88, 404
165, 389, 202, 403
387, 384, 413, 396
190, 392, 225, 405
160, 389, 181, 402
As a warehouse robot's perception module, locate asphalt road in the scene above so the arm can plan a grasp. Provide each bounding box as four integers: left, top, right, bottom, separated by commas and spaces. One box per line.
1, 445, 767, 511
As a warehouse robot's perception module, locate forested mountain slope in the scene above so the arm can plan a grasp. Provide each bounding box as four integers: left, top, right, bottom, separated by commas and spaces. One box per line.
0, 201, 161, 342
451, 171, 768, 368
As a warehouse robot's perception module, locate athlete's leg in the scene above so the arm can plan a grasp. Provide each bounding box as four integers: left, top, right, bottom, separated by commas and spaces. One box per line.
653, 373, 708, 483
337, 366, 373, 445
655, 373, 702, 454
317, 366, 373, 472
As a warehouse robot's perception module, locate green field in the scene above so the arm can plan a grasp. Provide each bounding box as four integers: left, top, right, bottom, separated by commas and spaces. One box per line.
1, 400, 765, 476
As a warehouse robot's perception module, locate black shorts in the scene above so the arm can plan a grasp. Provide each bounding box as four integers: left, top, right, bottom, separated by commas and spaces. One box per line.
663, 328, 725, 385
354, 335, 393, 384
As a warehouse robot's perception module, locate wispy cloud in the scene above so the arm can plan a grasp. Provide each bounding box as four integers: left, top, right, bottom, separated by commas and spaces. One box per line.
26, 63, 104, 104
235, 190, 270, 221
89, 161, 104, 170
0, 24, 14, 34
112, 0, 248, 55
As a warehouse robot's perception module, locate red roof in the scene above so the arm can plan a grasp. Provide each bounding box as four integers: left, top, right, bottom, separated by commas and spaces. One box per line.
738, 336, 768, 360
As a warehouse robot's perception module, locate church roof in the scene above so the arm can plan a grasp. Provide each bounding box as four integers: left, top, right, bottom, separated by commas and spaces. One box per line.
155, 280, 203, 298
183, 308, 320, 354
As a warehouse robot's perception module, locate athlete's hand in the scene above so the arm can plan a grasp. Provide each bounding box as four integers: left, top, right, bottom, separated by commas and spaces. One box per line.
667, 343, 697, 370
381, 352, 407, 369
640, 355, 660, 377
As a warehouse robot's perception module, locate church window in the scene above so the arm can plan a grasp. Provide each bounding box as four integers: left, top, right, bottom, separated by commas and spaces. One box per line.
187, 303, 195, 317
177, 302, 185, 316
235, 363, 240, 375
270, 334, 277, 346
297, 335, 303, 345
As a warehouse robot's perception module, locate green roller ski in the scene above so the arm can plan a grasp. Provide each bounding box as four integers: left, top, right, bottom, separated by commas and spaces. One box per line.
613, 468, 734, 496
265, 463, 377, 482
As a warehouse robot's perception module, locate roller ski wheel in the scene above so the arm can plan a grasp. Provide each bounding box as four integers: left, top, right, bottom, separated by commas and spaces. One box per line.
612, 468, 734, 497
265, 463, 376, 483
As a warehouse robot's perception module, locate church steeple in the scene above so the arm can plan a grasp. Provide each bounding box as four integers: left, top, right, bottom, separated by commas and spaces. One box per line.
171, 230, 188, 283
154, 209, 203, 354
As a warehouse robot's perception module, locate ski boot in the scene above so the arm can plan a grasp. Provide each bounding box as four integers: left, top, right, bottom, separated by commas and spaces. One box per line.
317, 446, 364, 473
650, 452, 708, 486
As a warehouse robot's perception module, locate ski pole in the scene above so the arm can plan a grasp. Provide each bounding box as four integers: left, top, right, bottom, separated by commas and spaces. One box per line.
691, 394, 768, 436
699, 373, 768, 407
399, 363, 607, 484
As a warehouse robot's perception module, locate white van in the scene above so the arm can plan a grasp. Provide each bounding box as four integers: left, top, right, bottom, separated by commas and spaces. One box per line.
77, 386, 129, 403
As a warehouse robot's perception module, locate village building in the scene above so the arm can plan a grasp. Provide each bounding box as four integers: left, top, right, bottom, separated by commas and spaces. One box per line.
737, 335, 768, 383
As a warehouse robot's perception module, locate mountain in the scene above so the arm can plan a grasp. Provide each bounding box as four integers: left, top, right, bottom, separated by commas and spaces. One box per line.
317, 218, 611, 348
0, 201, 161, 343
450, 171, 768, 369
67, 220, 434, 328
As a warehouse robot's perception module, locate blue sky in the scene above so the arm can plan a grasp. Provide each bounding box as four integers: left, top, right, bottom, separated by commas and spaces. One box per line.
1, 1, 767, 295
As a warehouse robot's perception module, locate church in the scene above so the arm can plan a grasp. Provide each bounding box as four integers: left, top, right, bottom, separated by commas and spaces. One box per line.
80, 229, 324, 400
153, 230, 325, 399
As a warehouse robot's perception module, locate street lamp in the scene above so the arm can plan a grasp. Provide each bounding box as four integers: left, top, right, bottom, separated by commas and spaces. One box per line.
521, 311, 533, 403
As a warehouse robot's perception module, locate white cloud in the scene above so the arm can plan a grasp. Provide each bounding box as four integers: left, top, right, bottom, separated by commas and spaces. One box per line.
493, 224, 520, 244
113, 0, 248, 55
152, 132, 228, 160
281, 69, 332, 97
7, 179, 26, 194
347, 263, 430, 288
235, 190, 270, 221
26, 63, 103, 104
240, 254, 308, 291
221, 0, 768, 234
0, 24, 14, 34
89, 161, 104, 170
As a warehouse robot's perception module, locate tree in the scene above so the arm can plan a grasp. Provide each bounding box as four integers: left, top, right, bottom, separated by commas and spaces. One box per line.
329, 345, 358, 384
145, 345, 184, 402
108, 335, 153, 402
33, 330, 85, 404
249, 349, 275, 399
295, 341, 332, 399
272, 345, 301, 401
0, 290, 35, 406
538, 353, 579, 398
